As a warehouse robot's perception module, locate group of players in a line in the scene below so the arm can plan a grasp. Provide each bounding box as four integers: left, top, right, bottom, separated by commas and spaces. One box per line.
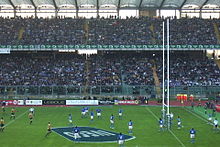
0, 105, 219, 146
158, 111, 219, 144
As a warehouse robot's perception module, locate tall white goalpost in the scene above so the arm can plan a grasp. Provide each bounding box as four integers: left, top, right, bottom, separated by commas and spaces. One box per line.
162, 19, 171, 129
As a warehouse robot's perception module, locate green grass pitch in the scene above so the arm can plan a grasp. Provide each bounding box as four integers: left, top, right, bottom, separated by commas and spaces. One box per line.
0, 105, 219, 147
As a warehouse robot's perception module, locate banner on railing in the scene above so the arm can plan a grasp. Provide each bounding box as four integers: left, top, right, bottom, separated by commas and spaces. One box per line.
66, 100, 98, 105
0, 48, 10, 54
2, 44, 220, 50
42, 100, 66, 105
0, 100, 23, 106
25, 100, 42, 105
114, 100, 139, 105
216, 105, 220, 112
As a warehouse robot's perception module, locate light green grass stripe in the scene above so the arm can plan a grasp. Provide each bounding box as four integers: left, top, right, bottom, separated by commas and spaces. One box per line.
5, 110, 29, 127
145, 107, 186, 147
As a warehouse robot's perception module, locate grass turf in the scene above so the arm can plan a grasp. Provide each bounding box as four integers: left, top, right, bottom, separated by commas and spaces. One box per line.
0, 105, 219, 147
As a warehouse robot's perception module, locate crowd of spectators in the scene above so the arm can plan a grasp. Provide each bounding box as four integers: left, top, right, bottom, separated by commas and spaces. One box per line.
156, 53, 220, 86
0, 52, 219, 87
0, 17, 218, 45
0, 53, 86, 86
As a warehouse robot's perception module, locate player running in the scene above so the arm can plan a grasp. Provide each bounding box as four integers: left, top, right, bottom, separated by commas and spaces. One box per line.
90, 111, 94, 123
10, 108, 16, 120
2, 105, 5, 114
118, 133, 124, 147
73, 126, 80, 142
28, 112, 34, 125
118, 108, 123, 120
208, 113, 212, 124
159, 118, 163, 132
0, 117, 5, 132
177, 116, 182, 129
45, 122, 52, 137
213, 118, 219, 132
81, 107, 86, 118
68, 114, 73, 126
96, 108, 102, 119
85, 107, 89, 116
128, 120, 133, 134
29, 107, 35, 115
110, 114, 115, 129
190, 128, 196, 143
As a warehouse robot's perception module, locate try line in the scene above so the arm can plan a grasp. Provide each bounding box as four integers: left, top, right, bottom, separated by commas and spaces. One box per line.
5, 109, 29, 127
144, 106, 186, 147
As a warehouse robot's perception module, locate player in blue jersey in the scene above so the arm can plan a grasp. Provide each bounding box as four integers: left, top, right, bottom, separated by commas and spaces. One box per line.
159, 118, 163, 131
128, 120, 133, 134
118, 108, 123, 120
118, 133, 124, 147
110, 114, 115, 129
177, 116, 182, 129
73, 126, 80, 142
81, 107, 86, 118
85, 107, 89, 116
90, 111, 94, 123
96, 108, 102, 119
190, 128, 196, 143
68, 114, 73, 126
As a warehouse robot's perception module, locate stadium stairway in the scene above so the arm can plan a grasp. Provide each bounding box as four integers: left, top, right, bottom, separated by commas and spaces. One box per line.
83, 21, 89, 44
215, 59, 220, 69
213, 23, 220, 44
151, 60, 161, 98
18, 27, 25, 40
149, 24, 156, 44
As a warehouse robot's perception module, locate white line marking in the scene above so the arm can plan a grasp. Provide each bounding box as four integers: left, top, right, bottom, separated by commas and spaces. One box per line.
145, 107, 186, 147
183, 108, 208, 123
5, 110, 28, 127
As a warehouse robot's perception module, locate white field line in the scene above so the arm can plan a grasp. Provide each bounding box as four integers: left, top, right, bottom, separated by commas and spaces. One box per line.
5, 110, 28, 127
145, 107, 186, 147
183, 107, 209, 123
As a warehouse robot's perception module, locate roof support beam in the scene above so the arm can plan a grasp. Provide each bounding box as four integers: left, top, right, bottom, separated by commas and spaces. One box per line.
8, 0, 15, 8
159, 0, 166, 9
30, 0, 37, 8
97, 0, 99, 17
199, 0, 209, 18
200, 0, 209, 9
8, 0, 16, 17
52, 0, 58, 17
117, 0, 121, 17
74, 0, 79, 18
139, 0, 143, 10
29, 0, 37, 18
180, 0, 188, 9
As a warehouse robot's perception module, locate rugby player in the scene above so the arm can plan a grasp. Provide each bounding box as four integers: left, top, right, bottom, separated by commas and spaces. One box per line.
0, 117, 5, 132
45, 122, 52, 137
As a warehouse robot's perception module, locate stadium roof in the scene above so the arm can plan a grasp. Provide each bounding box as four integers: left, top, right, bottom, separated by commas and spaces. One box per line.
0, 0, 220, 9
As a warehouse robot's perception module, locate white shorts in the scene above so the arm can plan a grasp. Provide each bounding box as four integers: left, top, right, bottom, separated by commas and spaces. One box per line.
74, 133, 80, 139
208, 118, 212, 121
178, 122, 181, 125
91, 116, 94, 119
190, 134, 195, 139
118, 140, 124, 145
97, 113, 101, 116
119, 113, 122, 116
110, 120, 114, 124
69, 120, 72, 123
82, 112, 86, 115
160, 125, 163, 128
129, 126, 133, 130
